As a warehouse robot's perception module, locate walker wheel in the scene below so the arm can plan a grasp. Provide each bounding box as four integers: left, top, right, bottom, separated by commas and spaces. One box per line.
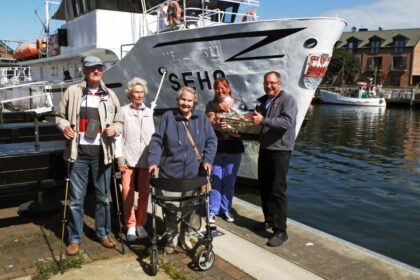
151, 247, 158, 276
194, 247, 215, 271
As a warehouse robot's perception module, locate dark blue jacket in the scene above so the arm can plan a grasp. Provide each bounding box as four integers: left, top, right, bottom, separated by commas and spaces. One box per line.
148, 109, 217, 179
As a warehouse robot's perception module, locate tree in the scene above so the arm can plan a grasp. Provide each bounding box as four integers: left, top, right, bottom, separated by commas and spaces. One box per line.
326, 49, 360, 85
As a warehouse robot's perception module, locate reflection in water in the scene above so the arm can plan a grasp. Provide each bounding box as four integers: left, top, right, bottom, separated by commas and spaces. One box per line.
237, 104, 420, 268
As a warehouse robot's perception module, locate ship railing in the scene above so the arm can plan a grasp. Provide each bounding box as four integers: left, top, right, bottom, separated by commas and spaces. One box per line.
143, 0, 260, 35
0, 81, 55, 119
0, 79, 81, 124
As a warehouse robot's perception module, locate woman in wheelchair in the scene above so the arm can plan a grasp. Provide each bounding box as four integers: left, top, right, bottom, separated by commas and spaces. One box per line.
148, 86, 217, 253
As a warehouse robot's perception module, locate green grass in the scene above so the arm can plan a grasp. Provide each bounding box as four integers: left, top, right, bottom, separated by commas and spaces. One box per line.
16, 235, 29, 246
159, 260, 193, 280
32, 253, 84, 280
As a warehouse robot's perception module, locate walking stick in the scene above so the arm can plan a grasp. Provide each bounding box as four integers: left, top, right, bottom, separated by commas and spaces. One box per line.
59, 124, 74, 267
107, 124, 125, 254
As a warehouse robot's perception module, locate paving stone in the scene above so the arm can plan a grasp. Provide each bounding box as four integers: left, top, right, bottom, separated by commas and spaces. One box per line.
221, 266, 247, 279
0, 197, 254, 280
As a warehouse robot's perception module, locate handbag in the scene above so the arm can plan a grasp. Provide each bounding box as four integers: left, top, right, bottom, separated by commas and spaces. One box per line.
181, 121, 212, 193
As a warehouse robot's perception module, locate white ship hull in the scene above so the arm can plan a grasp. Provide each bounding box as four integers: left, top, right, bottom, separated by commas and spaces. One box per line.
105, 18, 346, 133
21, 16, 346, 134
320, 89, 386, 107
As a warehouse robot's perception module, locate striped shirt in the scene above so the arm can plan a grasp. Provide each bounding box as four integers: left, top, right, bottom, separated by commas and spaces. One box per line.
78, 88, 105, 160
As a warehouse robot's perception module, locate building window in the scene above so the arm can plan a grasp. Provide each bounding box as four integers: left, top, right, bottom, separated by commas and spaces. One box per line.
370, 40, 381, 54
391, 75, 400, 86
367, 57, 382, 71
347, 40, 358, 53
393, 39, 405, 54
392, 57, 407, 70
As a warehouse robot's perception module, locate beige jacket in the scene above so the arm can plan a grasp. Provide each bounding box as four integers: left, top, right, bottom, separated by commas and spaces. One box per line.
55, 80, 123, 164
115, 103, 154, 168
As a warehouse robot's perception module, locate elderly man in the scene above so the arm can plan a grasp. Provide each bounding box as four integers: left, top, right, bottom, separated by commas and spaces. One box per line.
56, 56, 123, 255
252, 71, 297, 247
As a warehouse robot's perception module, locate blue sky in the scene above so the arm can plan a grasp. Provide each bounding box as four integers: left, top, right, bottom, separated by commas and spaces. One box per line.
1, 0, 419, 48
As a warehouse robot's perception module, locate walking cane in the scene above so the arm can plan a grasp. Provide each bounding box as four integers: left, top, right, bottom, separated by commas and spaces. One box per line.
107, 124, 125, 254
59, 124, 74, 267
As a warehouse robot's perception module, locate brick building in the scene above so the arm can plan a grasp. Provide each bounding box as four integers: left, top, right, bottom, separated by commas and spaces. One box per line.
0, 40, 15, 65
335, 28, 420, 87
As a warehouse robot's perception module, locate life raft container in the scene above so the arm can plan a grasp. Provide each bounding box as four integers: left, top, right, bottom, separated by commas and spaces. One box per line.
14, 42, 38, 60
242, 11, 256, 22
167, 1, 182, 27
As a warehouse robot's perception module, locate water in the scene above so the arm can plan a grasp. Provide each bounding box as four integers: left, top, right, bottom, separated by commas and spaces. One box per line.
236, 104, 420, 268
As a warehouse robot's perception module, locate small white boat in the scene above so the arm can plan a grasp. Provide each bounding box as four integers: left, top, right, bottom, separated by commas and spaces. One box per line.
319, 82, 386, 107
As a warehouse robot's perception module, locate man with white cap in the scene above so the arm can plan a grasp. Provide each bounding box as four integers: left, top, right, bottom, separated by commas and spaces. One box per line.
56, 56, 123, 255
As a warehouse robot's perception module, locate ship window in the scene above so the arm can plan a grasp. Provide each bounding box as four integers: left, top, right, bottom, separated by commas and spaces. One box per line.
393, 39, 405, 54
304, 38, 317, 48
224, 7, 233, 23
207, 1, 239, 23
370, 40, 381, 54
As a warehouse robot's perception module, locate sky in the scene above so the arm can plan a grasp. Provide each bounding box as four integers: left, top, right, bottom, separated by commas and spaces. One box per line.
0, 0, 419, 49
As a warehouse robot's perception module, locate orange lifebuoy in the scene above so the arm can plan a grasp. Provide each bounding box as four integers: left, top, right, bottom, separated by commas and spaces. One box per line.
167, 1, 182, 27
242, 11, 256, 22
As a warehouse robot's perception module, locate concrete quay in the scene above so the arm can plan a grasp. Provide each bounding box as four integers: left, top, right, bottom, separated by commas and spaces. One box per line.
0, 192, 419, 280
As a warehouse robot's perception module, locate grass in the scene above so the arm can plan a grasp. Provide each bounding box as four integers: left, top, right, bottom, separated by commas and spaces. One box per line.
159, 260, 193, 280
32, 253, 84, 280
16, 235, 29, 246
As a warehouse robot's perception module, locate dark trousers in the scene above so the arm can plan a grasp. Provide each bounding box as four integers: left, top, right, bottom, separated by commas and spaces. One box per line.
258, 149, 291, 232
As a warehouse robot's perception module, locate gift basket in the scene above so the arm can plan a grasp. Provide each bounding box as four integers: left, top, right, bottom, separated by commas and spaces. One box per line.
216, 97, 262, 136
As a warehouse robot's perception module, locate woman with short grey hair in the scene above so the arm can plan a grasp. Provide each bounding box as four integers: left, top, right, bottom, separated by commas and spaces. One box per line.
115, 77, 154, 242
148, 86, 217, 253
125, 77, 148, 100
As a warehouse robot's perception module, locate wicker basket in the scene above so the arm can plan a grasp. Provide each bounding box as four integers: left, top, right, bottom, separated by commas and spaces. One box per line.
220, 118, 262, 135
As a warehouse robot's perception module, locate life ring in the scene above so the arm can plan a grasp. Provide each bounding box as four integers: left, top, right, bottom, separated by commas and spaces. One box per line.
167, 1, 182, 27
242, 11, 256, 22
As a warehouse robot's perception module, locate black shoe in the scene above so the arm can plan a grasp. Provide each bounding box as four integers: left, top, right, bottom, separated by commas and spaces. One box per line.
267, 231, 288, 247
254, 221, 273, 231
223, 212, 234, 223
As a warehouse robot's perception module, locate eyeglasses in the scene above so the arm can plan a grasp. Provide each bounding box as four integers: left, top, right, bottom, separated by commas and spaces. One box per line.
263, 81, 280, 86
85, 66, 104, 72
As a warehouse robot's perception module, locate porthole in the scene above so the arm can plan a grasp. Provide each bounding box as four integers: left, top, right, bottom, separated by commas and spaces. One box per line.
304, 38, 317, 49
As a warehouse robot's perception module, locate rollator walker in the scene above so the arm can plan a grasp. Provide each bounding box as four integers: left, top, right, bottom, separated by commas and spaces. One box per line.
149, 172, 215, 275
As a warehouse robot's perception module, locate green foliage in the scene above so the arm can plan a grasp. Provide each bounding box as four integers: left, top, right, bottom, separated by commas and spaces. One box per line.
159, 260, 193, 280
32, 254, 84, 280
327, 49, 361, 84
16, 235, 28, 246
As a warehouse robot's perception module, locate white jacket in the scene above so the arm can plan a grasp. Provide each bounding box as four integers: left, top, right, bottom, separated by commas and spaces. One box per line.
115, 103, 155, 168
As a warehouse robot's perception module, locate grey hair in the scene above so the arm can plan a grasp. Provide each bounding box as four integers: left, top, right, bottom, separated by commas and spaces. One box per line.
264, 71, 281, 81
176, 86, 198, 106
125, 77, 148, 100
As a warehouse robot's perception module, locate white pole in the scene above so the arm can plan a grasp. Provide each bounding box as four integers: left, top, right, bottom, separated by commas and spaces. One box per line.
151, 68, 167, 110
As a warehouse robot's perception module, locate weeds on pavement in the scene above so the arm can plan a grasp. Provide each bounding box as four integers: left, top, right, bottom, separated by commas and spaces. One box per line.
32, 253, 84, 280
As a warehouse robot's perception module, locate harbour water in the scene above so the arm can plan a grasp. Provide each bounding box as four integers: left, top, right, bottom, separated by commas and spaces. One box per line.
236, 104, 420, 268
